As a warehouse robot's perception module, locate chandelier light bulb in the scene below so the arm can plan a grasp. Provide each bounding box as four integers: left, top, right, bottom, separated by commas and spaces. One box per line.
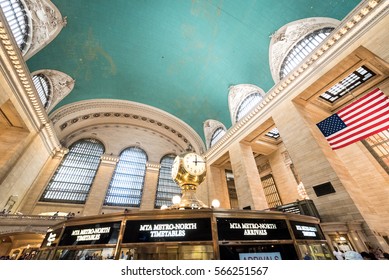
172, 195, 181, 205
211, 199, 220, 208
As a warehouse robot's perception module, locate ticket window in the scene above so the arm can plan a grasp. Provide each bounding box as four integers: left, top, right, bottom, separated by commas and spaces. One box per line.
120, 244, 214, 260
219, 244, 298, 260
297, 242, 332, 260
36, 250, 56, 260
56, 248, 116, 260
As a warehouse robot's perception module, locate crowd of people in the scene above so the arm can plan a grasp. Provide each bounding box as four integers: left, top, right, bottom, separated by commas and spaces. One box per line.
333, 246, 389, 260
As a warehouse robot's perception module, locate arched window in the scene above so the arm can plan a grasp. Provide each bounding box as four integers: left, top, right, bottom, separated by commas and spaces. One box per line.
279, 27, 334, 79
40, 139, 104, 204
104, 147, 147, 207
154, 154, 181, 208
235, 92, 263, 122
32, 73, 51, 108
0, 0, 30, 52
210, 127, 226, 147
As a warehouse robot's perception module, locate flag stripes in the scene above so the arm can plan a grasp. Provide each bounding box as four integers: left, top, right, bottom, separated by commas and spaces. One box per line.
317, 88, 389, 150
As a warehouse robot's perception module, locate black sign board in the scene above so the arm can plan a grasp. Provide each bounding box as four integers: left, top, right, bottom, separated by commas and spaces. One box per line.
59, 221, 121, 246
40, 228, 63, 248
217, 218, 291, 241
123, 218, 212, 243
290, 221, 325, 240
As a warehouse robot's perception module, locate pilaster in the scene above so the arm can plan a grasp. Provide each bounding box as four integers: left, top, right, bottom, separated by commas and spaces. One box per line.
140, 162, 160, 210
83, 154, 118, 216
19, 148, 68, 214
205, 165, 230, 208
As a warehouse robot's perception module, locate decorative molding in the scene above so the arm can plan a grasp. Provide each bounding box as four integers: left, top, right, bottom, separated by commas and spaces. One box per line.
23, 0, 66, 60
257, 161, 271, 173
282, 151, 292, 165
31, 69, 75, 113
60, 124, 185, 157
203, 119, 226, 149
49, 99, 206, 153
205, 0, 386, 161
146, 162, 161, 171
0, 14, 62, 156
100, 154, 119, 165
269, 17, 340, 84
53, 147, 68, 159
228, 84, 265, 125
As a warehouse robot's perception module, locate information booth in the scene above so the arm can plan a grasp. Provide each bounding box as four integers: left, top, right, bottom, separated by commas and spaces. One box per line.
36, 209, 333, 260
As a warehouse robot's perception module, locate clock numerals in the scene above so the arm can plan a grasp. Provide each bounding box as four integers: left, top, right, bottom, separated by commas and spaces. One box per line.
183, 152, 205, 176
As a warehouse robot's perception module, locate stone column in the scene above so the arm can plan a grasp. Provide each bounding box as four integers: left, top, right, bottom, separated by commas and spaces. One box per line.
83, 154, 118, 216
272, 101, 366, 223
267, 148, 300, 204
19, 147, 68, 214
204, 165, 230, 209
229, 142, 268, 210
140, 162, 160, 210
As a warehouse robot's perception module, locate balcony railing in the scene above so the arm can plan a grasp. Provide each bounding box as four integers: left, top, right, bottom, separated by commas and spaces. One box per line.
0, 213, 67, 234
274, 199, 321, 219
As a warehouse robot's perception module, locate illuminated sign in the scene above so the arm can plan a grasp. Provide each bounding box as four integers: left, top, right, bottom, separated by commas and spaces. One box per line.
239, 252, 282, 260
59, 222, 121, 246
40, 228, 62, 248
290, 221, 325, 240
71, 226, 111, 241
217, 218, 291, 240
123, 218, 212, 243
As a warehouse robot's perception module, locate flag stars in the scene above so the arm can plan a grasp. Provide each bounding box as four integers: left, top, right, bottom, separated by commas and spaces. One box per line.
317, 114, 347, 137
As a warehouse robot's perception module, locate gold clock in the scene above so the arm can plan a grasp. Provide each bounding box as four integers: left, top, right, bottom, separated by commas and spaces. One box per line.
171, 152, 206, 188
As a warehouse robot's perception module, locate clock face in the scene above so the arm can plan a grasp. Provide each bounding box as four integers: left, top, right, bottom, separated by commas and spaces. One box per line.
183, 152, 206, 176
171, 155, 180, 180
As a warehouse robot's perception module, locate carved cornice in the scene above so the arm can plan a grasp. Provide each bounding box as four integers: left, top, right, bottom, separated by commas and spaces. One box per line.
100, 154, 120, 165
146, 162, 161, 171
205, 0, 386, 161
49, 99, 206, 153
0, 15, 61, 155
53, 147, 69, 159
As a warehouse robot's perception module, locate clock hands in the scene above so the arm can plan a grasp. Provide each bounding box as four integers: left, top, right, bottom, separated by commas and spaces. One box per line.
193, 155, 205, 166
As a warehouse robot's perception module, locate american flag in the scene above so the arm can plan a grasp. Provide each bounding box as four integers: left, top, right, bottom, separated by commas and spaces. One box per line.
316, 88, 389, 150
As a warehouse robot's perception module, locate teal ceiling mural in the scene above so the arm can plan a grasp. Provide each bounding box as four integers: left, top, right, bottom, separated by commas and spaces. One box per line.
26, 0, 361, 140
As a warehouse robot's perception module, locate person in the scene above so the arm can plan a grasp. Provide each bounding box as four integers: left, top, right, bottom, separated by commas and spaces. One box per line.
360, 251, 370, 259
333, 247, 344, 260
344, 250, 363, 260
360, 251, 376, 260
303, 252, 312, 260
382, 252, 389, 260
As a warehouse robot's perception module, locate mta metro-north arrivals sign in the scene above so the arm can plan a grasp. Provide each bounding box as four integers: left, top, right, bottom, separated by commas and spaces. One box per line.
217, 218, 291, 240
123, 218, 212, 243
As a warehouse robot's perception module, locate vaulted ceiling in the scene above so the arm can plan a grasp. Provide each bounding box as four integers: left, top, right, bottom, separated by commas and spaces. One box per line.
26, 0, 361, 141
